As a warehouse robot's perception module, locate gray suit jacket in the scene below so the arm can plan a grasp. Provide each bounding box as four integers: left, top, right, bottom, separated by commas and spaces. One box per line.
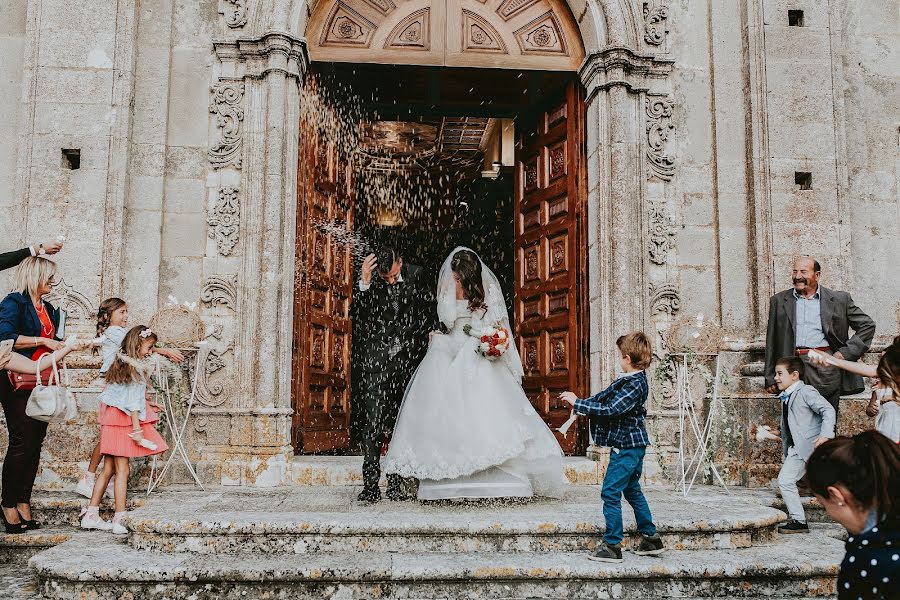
781, 382, 836, 461
764, 286, 875, 394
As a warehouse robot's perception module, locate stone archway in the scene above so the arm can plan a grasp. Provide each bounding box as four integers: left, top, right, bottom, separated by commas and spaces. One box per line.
197, 0, 678, 485
305, 0, 585, 71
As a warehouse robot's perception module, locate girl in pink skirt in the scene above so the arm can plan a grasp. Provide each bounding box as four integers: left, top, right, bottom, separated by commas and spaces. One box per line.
80, 325, 168, 534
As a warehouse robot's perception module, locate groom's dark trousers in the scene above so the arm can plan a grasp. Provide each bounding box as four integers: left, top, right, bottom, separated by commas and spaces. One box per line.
360, 363, 406, 490
353, 262, 433, 494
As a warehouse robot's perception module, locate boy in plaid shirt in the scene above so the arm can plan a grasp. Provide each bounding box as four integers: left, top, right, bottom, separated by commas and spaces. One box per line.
560, 331, 664, 562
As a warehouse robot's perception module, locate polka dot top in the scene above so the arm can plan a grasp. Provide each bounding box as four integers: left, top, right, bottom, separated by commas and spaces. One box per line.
838, 513, 899, 600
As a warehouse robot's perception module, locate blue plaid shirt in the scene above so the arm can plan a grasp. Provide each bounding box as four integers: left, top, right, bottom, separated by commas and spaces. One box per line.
573, 370, 650, 450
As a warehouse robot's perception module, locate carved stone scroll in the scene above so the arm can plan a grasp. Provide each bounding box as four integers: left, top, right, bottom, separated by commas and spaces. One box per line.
209, 81, 244, 169
208, 187, 240, 256
643, 1, 669, 46
647, 198, 676, 265
222, 0, 248, 28
196, 344, 233, 407
201, 274, 238, 310
45, 278, 96, 320
646, 95, 675, 181
649, 282, 681, 316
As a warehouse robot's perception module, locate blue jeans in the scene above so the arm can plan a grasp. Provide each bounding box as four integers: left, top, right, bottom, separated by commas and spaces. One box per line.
601, 446, 657, 546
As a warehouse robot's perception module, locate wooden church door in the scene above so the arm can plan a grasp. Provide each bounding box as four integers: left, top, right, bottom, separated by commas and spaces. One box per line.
292, 119, 355, 453
514, 81, 589, 454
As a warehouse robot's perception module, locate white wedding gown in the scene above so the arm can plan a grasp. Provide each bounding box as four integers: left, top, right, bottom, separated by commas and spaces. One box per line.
383, 299, 567, 500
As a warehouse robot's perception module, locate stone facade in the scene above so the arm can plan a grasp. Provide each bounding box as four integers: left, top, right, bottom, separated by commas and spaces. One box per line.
0, 0, 897, 487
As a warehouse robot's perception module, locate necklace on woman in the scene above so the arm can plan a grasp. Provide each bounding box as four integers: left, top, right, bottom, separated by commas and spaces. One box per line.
35, 303, 53, 337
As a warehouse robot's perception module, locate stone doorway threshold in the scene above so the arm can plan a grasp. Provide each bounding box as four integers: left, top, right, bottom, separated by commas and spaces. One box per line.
287, 455, 606, 487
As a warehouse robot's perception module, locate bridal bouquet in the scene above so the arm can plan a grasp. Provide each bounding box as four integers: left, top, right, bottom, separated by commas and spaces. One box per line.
463, 323, 511, 361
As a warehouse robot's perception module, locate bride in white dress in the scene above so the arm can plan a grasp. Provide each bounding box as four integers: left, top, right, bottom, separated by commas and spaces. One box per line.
383, 247, 567, 500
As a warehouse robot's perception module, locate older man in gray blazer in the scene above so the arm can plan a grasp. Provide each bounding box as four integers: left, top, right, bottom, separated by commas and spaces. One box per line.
764, 257, 876, 416
773, 356, 836, 534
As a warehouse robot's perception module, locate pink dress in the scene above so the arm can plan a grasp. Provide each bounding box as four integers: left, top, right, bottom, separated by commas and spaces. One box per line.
97, 382, 168, 458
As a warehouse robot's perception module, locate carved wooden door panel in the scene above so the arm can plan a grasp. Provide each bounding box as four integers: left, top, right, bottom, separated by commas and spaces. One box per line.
514, 81, 587, 454
292, 122, 355, 454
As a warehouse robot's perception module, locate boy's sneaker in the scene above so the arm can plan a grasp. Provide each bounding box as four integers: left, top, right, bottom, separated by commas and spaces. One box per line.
587, 542, 623, 563
75, 472, 95, 498
634, 534, 665, 556
777, 519, 809, 534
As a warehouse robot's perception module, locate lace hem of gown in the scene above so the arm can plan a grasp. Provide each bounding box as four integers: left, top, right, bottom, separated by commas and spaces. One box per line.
383, 414, 559, 481
382, 439, 531, 481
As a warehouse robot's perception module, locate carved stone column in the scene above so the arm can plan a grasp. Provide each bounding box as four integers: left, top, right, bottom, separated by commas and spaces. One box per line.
196, 33, 309, 486
580, 48, 673, 388
580, 47, 677, 480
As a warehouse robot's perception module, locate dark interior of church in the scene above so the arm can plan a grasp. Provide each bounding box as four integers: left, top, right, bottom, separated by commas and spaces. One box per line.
305, 62, 576, 451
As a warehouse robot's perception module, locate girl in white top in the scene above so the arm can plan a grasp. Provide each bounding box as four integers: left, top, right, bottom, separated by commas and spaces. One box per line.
74, 298, 183, 498
80, 326, 168, 534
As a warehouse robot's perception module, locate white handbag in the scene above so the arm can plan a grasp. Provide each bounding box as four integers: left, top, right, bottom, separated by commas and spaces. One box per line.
25, 357, 78, 423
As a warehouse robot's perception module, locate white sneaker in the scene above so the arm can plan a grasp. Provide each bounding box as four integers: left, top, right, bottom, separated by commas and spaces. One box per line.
80, 513, 113, 531
75, 473, 95, 498
111, 522, 128, 535
128, 431, 158, 451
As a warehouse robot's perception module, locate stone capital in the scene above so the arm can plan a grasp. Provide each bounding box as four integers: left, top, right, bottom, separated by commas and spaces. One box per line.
579, 46, 674, 100
214, 32, 310, 81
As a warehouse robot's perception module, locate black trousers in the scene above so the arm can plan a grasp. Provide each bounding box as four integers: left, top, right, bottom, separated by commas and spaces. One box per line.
0, 377, 48, 508
360, 361, 407, 490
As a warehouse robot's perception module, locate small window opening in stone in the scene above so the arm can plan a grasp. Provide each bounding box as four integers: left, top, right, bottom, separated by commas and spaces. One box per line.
795, 172, 812, 190
788, 10, 804, 27
61, 149, 81, 170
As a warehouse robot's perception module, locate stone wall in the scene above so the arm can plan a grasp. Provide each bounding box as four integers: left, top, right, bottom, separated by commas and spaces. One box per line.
0, 0, 896, 489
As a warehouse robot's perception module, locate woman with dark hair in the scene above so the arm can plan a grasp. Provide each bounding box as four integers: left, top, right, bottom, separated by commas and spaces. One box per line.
383, 247, 566, 501
805, 431, 899, 599
0, 256, 65, 531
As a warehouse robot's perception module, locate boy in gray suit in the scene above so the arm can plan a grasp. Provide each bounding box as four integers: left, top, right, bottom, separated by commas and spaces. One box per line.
773, 356, 836, 534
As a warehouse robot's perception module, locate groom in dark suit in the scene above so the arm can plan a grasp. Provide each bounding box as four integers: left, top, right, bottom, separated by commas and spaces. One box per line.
353, 246, 432, 502
764, 256, 875, 417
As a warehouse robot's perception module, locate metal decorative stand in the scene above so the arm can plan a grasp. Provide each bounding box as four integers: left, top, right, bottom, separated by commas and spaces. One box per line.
673, 352, 729, 497
146, 346, 205, 494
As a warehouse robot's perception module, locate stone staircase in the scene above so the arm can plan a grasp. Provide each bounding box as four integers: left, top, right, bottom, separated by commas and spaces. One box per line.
16, 485, 843, 599
0, 493, 142, 600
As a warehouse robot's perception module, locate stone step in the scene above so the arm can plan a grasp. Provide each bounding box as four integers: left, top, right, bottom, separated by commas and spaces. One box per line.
286, 455, 607, 486
12, 492, 144, 528
0, 562, 40, 600
771, 496, 833, 524
121, 486, 785, 555
0, 527, 75, 564
29, 530, 841, 599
